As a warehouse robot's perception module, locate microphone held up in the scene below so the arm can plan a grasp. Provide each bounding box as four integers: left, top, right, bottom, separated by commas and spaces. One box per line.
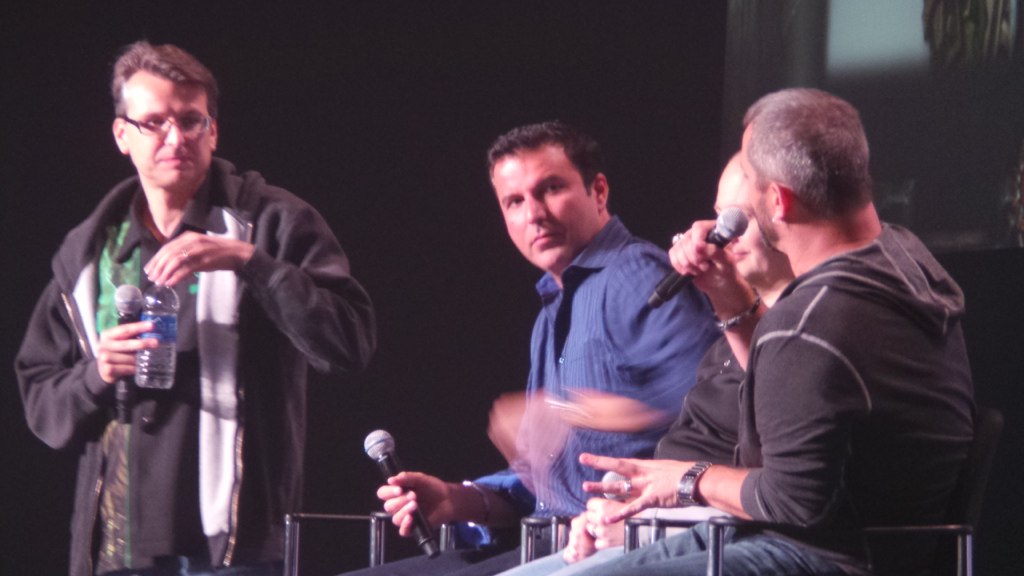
647, 207, 749, 308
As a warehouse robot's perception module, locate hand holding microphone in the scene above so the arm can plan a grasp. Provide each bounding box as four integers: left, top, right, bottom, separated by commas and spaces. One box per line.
567, 471, 634, 562
113, 285, 143, 423
648, 207, 748, 308
364, 430, 441, 558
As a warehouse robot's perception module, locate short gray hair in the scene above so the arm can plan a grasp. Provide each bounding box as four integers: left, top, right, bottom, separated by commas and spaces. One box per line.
743, 88, 872, 218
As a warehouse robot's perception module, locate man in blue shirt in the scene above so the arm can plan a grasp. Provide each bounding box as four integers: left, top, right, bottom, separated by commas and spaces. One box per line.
345, 121, 718, 576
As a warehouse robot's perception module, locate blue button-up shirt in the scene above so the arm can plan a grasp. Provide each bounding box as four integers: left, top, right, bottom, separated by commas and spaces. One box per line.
478, 217, 718, 518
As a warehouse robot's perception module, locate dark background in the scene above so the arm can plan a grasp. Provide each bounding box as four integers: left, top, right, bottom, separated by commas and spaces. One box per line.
1, 2, 1020, 575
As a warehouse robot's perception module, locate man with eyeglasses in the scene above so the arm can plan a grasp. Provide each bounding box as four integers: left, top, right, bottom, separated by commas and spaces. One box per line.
15, 41, 377, 576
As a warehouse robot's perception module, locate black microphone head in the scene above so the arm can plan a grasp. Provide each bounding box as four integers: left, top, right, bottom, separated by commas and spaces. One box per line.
364, 429, 395, 461
114, 284, 144, 317
714, 207, 749, 242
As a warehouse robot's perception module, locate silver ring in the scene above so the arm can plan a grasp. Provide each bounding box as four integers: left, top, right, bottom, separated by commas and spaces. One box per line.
671, 232, 686, 245
180, 248, 190, 260
623, 479, 633, 496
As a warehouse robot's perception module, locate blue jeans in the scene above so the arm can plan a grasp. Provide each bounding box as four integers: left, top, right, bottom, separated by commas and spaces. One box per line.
576, 522, 847, 576
339, 547, 522, 576
497, 546, 623, 576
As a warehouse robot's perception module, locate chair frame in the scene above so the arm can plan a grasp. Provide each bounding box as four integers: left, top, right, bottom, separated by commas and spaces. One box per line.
282, 511, 459, 575
520, 516, 572, 564
282, 512, 566, 573
283, 512, 388, 576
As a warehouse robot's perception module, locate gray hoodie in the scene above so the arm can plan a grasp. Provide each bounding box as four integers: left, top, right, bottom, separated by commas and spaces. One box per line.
739, 224, 975, 574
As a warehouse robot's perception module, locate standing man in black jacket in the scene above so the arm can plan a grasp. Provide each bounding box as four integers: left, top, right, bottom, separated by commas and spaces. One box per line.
15, 41, 376, 576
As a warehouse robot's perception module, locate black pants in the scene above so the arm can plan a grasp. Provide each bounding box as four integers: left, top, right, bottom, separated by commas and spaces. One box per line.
102, 559, 282, 576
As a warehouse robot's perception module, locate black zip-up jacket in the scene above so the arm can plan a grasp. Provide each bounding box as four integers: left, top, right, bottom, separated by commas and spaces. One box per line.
15, 158, 376, 575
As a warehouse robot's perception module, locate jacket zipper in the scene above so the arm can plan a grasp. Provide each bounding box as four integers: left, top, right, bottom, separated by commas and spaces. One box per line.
222, 221, 255, 566
222, 422, 244, 566
61, 292, 92, 364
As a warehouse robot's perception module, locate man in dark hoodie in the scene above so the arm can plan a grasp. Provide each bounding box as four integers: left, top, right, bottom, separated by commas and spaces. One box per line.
575, 88, 975, 575
15, 41, 376, 576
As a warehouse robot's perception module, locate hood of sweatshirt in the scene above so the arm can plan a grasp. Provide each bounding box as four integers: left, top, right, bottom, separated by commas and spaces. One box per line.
783, 224, 965, 339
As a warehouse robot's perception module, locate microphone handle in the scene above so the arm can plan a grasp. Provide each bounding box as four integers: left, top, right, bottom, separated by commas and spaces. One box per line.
647, 225, 735, 308
376, 451, 402, 478
376, 453, 441, 558
116, 382, 131, 423
648, 272, 692, 308
116, 311, 140, 423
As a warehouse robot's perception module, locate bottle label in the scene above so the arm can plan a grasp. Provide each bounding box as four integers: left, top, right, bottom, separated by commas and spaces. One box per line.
141, 313, 178, 344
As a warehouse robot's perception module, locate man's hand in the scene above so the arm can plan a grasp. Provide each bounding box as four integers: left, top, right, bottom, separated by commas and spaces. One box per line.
563, 498, 630, 563
563, 513, 597, 564
551, 390, 670, 433
584, 498, 629, 550
95, 321, 157, 384
668, 220, 743, 295
579, 453, 693, 524
144, 231, 255, 287
377, 471, 456, 536
668, 221, 757, 323
488, 391, 528, 467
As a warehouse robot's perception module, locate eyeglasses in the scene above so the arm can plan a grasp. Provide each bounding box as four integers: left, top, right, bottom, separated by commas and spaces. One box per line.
121, 114, 212, 138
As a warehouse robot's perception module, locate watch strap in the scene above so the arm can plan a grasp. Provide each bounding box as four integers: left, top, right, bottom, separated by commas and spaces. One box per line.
676, 460, 713, 507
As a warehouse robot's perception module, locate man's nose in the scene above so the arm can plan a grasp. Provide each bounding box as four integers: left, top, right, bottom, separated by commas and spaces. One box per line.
162, 123, 184, 146
525, 196, 547, 222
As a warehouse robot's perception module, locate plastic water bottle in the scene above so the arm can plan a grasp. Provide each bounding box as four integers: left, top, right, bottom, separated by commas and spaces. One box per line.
135, 284, 179, 389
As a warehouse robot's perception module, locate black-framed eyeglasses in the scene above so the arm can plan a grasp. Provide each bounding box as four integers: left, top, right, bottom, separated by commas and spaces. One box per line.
121, 114, 212, 138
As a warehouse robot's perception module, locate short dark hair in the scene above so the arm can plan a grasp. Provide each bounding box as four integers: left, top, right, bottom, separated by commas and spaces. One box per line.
487, 121, 605, 188
743, 88, 873, 218
111, 41, 219, 119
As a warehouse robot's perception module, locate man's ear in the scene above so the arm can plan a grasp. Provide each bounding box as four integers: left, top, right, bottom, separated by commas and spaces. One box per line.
770, 182, 795, 221
112, 118, 130, 155
207, 118, 218, 152
591, 173, 610, 212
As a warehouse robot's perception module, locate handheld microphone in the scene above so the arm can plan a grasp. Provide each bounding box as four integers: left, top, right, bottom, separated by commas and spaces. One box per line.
601, 471, 630, 502
114, 285, 143, 424
647, 207, 749, 308
364, 430, 440, 558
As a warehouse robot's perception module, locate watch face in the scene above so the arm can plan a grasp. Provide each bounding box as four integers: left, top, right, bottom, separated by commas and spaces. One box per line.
678, 461, 712, 506
679, 477, 695, 493
678, 476, 696, 504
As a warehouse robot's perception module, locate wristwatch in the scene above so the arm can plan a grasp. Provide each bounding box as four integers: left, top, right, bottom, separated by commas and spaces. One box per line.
676, 461, 713, 507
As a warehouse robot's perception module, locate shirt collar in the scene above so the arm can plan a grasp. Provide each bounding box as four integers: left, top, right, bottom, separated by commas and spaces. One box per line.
535, 216, 629, 299
114, 177, 215, 263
